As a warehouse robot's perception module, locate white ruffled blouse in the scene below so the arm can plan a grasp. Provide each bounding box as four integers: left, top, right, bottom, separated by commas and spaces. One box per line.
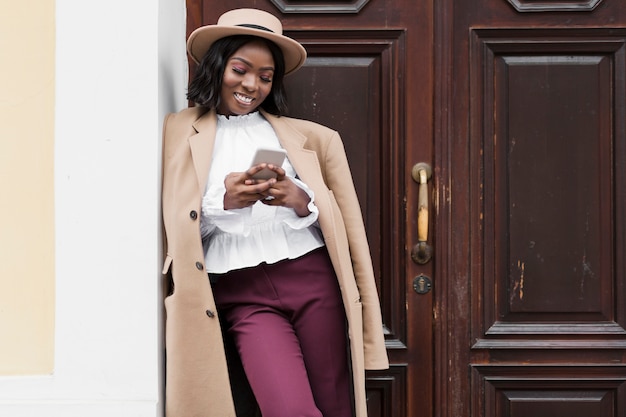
200, 112, 324, 274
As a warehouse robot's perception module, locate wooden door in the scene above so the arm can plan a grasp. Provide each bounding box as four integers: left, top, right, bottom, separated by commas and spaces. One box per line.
441, 0, 626, 416
186, 0, 626, 416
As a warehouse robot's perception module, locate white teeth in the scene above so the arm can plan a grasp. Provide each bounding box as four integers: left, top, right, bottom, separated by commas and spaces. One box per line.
235, 93, 253, 104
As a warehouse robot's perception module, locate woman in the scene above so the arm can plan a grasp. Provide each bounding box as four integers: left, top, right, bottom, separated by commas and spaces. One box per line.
162, 8, 388, 417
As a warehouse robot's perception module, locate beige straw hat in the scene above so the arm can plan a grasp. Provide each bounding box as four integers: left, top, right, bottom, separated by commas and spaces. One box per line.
187, 8, 307, 74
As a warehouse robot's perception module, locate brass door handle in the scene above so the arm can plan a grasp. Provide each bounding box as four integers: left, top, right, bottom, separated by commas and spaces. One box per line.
411, 163, 433, 264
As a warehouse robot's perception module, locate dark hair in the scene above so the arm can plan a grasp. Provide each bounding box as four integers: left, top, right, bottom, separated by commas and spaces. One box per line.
187, 35, 288, 115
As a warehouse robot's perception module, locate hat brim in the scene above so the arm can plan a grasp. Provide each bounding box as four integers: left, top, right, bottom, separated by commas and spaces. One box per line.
187, 25, 307, 75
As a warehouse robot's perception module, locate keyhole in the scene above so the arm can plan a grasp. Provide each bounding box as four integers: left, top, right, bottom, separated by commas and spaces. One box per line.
412, 274, 432, 294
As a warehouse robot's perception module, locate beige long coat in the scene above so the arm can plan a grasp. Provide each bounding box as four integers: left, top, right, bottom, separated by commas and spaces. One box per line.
161, 107, 389, 417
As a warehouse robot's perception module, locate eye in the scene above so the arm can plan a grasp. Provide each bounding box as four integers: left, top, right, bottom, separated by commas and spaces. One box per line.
232, 66, 246, 75
260, 72, 273, 83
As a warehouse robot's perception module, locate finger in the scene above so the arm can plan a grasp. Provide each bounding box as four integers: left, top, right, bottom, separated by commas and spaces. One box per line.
246, 163, 268, 178
246, 180, 274, 197
264, 164, 285, 178
257, 184, 275, 200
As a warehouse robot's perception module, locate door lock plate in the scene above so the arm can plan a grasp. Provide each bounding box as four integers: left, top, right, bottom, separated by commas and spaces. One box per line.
413, 274, 432, 294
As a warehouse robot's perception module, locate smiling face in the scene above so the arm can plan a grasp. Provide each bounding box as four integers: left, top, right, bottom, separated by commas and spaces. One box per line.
217, 40, 275, 116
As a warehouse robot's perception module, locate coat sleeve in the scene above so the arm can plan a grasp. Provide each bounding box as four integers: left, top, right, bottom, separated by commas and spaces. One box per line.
321, 131, 389, 370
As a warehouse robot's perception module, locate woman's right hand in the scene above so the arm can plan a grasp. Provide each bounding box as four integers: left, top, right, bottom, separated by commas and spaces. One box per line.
223, 164, 276, 209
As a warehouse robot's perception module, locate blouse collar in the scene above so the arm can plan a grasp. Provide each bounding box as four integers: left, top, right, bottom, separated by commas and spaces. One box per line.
216, 111, 264, 127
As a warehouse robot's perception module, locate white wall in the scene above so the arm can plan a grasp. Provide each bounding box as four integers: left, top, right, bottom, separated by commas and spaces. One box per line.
0, 0, 188, 415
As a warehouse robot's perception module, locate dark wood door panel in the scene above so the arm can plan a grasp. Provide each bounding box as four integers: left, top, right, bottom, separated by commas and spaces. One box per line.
469, 28, 626, 344
366, 366, 408, 417
472, 365, 626, 417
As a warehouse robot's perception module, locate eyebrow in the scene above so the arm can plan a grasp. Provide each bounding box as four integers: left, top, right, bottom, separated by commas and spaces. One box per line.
231, 57, 275, 72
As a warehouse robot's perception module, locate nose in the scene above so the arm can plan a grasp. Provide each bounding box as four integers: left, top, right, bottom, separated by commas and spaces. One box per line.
241, 74, 257, 91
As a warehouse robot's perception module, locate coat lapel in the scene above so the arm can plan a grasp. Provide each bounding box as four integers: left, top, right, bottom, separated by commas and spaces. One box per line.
262, 111, 322, 191
188, 110, 217, 194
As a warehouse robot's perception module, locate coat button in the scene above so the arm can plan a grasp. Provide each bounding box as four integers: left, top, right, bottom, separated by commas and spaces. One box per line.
206, 310, 215, 318
196, 262, 204, 271
189, 210, 198, 220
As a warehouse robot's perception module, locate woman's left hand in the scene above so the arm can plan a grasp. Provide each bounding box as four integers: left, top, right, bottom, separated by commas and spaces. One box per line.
247, 165, 311, 217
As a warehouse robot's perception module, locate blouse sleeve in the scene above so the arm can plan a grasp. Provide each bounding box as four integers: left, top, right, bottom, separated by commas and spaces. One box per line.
200, 182, 250, 237
280, 176, 319, 229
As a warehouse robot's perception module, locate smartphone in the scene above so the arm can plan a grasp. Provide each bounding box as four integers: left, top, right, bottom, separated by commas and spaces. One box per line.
249, 147, 287, 179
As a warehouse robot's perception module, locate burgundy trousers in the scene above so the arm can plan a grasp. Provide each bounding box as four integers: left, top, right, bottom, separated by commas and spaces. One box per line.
211, 247, 353, 417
